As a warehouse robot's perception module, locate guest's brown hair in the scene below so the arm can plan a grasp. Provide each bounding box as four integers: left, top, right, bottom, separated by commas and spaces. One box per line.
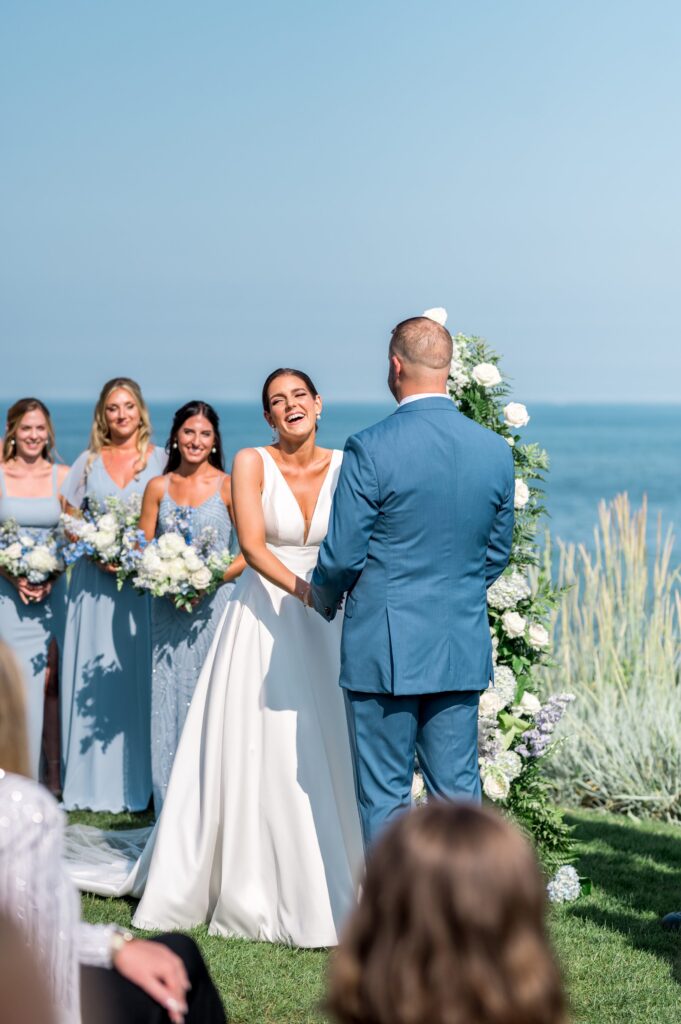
327, 802, 567, 1024
3, 398, 56, 463
0, 642, 31, 777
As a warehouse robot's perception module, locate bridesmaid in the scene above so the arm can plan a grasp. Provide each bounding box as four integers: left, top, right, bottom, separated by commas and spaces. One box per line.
60, 378, 166, 811
0, 398, 69, 781
139, 401, 244, 814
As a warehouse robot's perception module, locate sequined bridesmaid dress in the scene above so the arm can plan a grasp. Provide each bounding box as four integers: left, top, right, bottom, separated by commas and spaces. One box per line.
60, 448, 166, 812
150, 475, 235, 814
0, 465, 66, 777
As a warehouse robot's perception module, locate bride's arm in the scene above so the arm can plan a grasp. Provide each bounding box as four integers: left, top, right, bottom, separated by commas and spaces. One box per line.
231, 448, 309, 601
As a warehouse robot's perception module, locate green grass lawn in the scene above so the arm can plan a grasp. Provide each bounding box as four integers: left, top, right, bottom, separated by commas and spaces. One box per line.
72, 808, 681, 1024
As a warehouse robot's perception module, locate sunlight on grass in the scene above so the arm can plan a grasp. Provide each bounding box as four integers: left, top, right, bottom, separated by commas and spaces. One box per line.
76, 807, 681, 1024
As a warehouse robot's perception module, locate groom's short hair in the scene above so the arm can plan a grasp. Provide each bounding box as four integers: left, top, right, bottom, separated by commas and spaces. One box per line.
390, 317, 453, 370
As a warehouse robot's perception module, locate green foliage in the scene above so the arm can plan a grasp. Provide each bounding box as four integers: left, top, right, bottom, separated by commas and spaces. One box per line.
506, 758, 575, 873
449, 328, 574, 864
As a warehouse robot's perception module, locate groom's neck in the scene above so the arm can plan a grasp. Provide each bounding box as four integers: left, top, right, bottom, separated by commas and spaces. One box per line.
394, 382, 448, 403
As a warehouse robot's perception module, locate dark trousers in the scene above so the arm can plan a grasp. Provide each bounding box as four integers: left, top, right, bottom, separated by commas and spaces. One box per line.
81, 934, 226, 1024
344, 689, 481, 849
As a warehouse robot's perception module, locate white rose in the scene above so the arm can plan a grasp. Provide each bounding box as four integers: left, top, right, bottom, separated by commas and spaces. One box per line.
422, 306, 448, 326
190, 567, 212, 591
158, 533, 187, 559
92, 530, 117, 553
141, 549, 165, 579
19, 535, 35, 548
482, 770, 510, 802
514, 691, 542, 717
96, 513, 117, 533
514, 479, 530, 509
411, 773, 426, 802
479, 690, 505, 718
3, 543, 23, 560
471, 363, 502, 388
501, 610, 526, 638
183, 549, 203, 572
527, 623, 550, 649
25, 547, 57, 574
79, 522, 97, 542
167, 558, 189, 582
503, 402, 530, 428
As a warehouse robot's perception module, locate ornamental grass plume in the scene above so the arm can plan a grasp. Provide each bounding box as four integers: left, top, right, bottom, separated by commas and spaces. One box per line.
543, 493, 681, 819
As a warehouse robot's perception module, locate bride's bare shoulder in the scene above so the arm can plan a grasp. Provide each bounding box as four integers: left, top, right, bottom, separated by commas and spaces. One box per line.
232, 447, 265, 477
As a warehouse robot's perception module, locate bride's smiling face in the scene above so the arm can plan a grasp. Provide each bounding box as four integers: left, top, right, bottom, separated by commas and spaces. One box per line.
265, 374, 322, 443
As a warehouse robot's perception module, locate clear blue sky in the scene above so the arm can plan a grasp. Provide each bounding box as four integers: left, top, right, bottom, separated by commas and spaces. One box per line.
2, 1, 680, 403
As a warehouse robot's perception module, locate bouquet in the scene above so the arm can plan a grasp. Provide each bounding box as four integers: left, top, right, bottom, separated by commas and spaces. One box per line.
133, 510, 232, 611
0, 519, 64, 584
61, 494, 146, 589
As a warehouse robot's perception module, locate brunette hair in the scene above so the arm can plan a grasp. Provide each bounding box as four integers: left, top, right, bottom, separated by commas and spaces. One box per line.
164, 401, 225, 473
2, 398, 56, 463
327, 802, 567, 1024
261, 368, 319, 414
86, 377, 152, 473
0, 643, 31, 777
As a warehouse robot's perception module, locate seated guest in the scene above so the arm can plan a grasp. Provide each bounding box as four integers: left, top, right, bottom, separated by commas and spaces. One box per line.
0, 641, 226, 1024
327, 801, 567, 1024
0, 912, 58, 1024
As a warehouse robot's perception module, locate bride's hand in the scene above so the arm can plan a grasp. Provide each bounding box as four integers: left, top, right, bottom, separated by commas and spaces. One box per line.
293, 577, 312, 606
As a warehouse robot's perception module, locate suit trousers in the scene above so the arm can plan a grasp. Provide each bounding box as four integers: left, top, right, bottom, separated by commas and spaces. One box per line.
344, 688, 481, 849
80, 934, 226, 1024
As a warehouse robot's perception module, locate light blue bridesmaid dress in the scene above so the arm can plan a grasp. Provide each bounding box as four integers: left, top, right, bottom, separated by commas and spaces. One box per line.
0, 465, 66, 778
151, 475, 234, 814
60, 447, 166, 811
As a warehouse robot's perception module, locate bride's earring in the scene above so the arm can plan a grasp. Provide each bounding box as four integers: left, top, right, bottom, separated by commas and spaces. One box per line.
271, 428, 279, 443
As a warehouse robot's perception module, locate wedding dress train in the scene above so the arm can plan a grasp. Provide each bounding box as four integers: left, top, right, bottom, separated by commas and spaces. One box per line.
65, 447, 364, 947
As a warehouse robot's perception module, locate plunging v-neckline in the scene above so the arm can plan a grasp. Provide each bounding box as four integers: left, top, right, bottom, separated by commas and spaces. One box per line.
263, 448, 336, 545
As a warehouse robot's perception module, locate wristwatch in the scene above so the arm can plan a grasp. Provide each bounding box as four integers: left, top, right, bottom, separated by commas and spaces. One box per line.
110, 927, 135, 959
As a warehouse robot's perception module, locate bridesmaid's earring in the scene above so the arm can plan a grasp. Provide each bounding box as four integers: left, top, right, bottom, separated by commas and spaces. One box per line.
211, 446, 216, 453
172, 442, 178, 449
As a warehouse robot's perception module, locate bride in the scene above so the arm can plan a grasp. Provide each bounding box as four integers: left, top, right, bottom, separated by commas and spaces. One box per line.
66, 368, 364, 947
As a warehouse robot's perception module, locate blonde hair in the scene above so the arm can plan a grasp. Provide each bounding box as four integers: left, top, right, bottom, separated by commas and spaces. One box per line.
2, 398, 56, 464
86, 377, 152, 474
0, 643, 31, 777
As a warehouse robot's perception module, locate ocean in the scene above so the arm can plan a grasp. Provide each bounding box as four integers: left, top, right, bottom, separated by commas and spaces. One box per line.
7, 400, 681, 557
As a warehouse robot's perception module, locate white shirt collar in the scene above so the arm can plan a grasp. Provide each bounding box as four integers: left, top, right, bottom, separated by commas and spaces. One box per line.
398, 392, 449, 407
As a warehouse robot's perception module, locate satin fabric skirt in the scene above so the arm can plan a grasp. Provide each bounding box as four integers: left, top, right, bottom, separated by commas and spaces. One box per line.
67, 554, 364, 947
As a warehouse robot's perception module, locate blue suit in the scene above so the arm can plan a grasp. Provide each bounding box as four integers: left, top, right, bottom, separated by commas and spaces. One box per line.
311, 395, 514, 846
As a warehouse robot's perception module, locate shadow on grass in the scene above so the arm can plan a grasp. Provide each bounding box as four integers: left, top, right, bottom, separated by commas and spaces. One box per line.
565, 811, 681, 981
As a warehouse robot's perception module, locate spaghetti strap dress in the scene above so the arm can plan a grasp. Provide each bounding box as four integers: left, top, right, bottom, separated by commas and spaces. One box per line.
0, 465, 66, 777
150, 474, 235, 814
59, 448, 166, 811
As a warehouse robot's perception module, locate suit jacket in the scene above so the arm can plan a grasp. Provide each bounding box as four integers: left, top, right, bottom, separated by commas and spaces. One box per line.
311, 396, 515, 695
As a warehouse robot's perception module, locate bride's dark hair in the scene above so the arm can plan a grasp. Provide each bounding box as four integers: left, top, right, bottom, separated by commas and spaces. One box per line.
164, 401, 225, 474
261, 368, 319, 413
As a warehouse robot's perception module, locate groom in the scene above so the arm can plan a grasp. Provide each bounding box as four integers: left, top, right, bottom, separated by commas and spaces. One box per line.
310, 314, 515, 847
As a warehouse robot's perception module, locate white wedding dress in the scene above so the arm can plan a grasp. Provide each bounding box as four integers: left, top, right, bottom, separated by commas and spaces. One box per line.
65, 447, 364, 947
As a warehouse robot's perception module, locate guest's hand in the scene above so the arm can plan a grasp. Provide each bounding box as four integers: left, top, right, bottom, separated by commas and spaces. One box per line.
15, 578, 47, 605
93, 560, 118, 575
113, 939, 190, 1024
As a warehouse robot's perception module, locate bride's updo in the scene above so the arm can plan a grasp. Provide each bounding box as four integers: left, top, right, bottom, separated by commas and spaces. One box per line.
261, 368, 319, 413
